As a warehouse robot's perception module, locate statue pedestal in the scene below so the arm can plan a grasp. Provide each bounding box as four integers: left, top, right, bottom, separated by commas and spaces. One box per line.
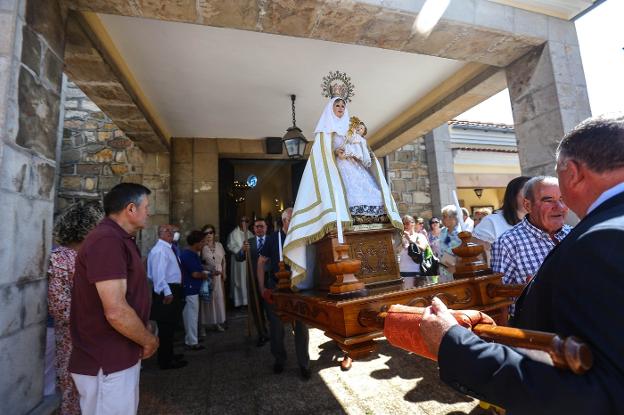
316, 225, 401, 290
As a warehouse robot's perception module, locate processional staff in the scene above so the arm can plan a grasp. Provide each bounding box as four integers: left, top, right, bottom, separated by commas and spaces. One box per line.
358, 304, 593, 375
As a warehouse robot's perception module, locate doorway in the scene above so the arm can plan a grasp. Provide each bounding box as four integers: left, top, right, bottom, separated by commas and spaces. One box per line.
219, 158, 306, 239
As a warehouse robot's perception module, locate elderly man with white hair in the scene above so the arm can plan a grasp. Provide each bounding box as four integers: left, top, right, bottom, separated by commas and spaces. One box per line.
491, 176, 572, 315
257, 208, 311, 380
420, 115, 624, 413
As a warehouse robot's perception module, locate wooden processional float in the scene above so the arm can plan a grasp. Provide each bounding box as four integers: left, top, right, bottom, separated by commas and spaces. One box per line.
271, 225, 593, 372
272, 227, 593, 372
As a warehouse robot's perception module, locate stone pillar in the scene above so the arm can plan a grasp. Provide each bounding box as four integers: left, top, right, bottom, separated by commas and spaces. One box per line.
387, 136, 432, 219
0, 1, 66, 413
506, 21, 591, 176
171, 137, 194, 235
170, 138, 220, 238
141, 152, 170, 255
192, 138, 219, 232
425, 123, 456, 217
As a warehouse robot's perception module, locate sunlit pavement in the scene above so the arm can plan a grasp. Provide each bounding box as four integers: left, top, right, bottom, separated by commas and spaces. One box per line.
138, 310, 484, 415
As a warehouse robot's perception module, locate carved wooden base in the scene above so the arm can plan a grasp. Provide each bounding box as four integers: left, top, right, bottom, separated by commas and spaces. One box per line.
336, 340, 377, 371
340, 356, 352, 371
317, 226, 401, 289
273, 272, 514, 369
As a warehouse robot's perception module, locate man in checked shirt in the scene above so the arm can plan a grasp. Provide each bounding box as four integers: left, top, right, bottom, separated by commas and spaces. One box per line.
491, 176, 572, 316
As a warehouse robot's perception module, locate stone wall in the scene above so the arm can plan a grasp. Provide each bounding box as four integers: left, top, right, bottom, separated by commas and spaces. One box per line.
58, 81, 170, 254
58, 81, 143, 208
0, 1, 67, 413
386, 136, 433, 219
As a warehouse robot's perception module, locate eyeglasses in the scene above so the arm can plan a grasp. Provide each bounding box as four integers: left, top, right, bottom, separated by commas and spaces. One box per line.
240, 219, 249, 223
204, 230, 214, 234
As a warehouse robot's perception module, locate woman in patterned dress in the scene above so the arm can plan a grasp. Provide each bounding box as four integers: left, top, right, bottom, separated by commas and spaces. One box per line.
200, 224, 227, 333
47, 202, 104, 414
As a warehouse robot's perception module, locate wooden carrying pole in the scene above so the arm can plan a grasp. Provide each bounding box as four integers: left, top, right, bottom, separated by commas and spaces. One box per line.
243, 222, 265, 338
358, 310, 593, 374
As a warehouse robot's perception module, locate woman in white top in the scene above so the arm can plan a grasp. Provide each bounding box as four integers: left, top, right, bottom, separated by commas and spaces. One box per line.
438, 205, 463, 283
398, 214, 430, 279
472, 176, 531, 263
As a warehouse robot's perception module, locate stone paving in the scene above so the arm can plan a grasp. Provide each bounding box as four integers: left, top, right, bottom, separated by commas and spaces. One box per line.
138, 310, 486, 415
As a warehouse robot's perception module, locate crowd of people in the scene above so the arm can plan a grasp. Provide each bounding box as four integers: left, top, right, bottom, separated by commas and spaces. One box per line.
42, 109, 624, 414
43, 184, 311, 414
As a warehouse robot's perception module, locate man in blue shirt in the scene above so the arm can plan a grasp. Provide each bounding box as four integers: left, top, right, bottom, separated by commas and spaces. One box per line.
257, 208, 311, 380
180, 230, 211, 352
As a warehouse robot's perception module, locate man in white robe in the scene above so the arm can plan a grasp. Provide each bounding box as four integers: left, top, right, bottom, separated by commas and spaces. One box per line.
226, 217, 250, 307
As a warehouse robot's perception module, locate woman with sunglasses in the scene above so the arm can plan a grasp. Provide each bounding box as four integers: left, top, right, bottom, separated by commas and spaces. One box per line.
428, 217, 442, 258
438, 205, 462, 282
200, 224, 226, 334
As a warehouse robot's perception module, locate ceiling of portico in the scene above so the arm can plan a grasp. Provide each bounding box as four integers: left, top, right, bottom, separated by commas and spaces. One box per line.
97, 13, 466, 141
489, 0, 598, 20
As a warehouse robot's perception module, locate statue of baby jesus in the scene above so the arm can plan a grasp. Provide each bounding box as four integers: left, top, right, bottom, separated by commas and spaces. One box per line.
333, 116, 388, 224
334, 117, 372, 167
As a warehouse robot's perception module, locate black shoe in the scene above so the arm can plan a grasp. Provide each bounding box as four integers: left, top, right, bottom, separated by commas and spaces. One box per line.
160, 360, 188, 370
173, 353, 186, 361
273, 362, 284, 374
185, 344, 206, 351
299, 366, 311, 381
256, 336, 269, 347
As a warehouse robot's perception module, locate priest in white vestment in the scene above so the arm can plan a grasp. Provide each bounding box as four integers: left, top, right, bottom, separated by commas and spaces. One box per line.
226, 217, 250, 307
284, 97, 402, 288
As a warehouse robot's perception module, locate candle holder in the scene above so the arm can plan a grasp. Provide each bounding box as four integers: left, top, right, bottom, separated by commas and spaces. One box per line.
451, 231, 491, 279
327, 242, 367, 299
276, 261, 292, 291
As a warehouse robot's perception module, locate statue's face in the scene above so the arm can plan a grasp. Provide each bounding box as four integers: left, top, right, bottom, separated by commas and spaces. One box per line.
333, 100, 345, 118
356, 124, 366, 136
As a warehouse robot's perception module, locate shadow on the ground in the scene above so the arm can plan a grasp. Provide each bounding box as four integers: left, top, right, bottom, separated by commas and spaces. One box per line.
367, 339, 474, 406
138, 313, 347, 415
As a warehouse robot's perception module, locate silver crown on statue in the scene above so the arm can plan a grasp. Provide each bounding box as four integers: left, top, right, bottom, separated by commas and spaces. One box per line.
321, 71, 355, 102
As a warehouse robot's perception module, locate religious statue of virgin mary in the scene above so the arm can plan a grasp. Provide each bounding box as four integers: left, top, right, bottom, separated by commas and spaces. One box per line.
283, 72, 402, 287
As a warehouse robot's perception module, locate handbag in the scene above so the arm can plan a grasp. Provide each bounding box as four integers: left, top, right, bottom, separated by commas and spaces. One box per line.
420, 246, 440, 277
408, 243, 439, 277
199, 276, 212, 301
407, 242, 424, 264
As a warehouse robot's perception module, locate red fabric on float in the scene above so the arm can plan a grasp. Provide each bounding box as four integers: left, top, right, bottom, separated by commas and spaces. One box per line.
383, 304, 496, 360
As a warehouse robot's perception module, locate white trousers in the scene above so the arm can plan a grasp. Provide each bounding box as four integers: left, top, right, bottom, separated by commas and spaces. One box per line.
183, 294, 199, 346
71, 360, 141, 415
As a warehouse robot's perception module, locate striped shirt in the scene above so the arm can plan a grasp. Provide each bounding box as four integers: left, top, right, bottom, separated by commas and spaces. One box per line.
491, 216, 572, 314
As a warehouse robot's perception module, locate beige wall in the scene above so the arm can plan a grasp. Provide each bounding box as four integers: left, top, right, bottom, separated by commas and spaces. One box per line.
457, 188, 505, 215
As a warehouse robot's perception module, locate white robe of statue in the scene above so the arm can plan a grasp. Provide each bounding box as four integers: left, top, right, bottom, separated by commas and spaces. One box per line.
333, 132, 385, 217
226, 227, 249, 307
283, 97, 402, 287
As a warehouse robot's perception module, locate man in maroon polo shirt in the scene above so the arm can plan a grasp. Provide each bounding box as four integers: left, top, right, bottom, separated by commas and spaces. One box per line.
69, 183, 159, 414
